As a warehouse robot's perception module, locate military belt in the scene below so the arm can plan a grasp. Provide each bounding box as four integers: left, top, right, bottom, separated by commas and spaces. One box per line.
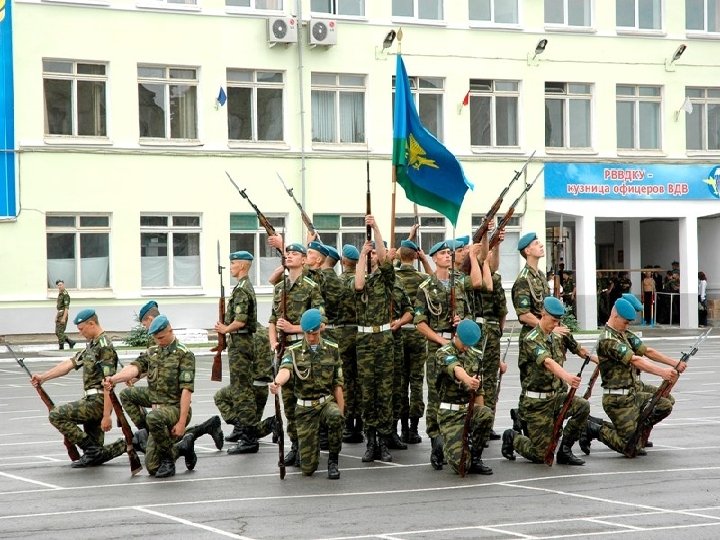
297, 395, 331, 407
401, 324, 416, 329
438, 331, 453, 339
474, 317, 486, 325
603, 387, 632, 395
440, 402, 467, 411
83, 388, 102, 397
484, 320, 500, 326
522, 390, 553, 399
150, 403, 177, 409
230, 330, 249, 335
284, 333, 304, 343
357, 323, 391, 333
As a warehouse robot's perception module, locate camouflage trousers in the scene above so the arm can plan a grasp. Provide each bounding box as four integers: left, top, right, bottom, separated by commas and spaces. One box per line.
391, 331, 404, 420
400, 328, 427, 419
425, 340, 443, 439
214, 335, 257, 427
55, 312, 67, 345
598, 391, 673, 454
356, 330, 394, 436
253, 383, 269, 424
514, 392, 589, 463
296, 399, 343, 476
336, 326, 360, 420
438, 403, 493, 475
481, 324, 502, 419
119, 386, 192, 475
49, 394, 104, 447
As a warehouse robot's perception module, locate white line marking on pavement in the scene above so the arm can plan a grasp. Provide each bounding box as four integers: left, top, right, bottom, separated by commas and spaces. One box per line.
0, 471, 62, 490
132, 507, 256, 539
10, 415, 50, 420
585, 517, 644, 530
0, 440, 68, 447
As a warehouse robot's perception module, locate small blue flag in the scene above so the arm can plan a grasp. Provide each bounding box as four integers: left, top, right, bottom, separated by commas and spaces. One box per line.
217, 87, 227, 107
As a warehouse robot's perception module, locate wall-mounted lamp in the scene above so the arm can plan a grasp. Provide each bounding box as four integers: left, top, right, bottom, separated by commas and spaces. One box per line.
665, 44, 687, 71
375, 28, 401, 60
382, 30, 397, 50
527, 38, 548, 66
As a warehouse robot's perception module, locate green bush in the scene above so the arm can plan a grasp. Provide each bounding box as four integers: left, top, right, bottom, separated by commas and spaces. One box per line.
562, 312, 580, 332
124, 313, 150, 347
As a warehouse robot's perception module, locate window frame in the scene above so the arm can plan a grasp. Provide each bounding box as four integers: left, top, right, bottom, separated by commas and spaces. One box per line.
391, 74, 445, 142
310, 72, 367, 146
225, 0, 283, 10
685, 0, 720, 33
392, 0, 445, 22
616, 84, 662, 151
310, 0, 365, 17
544, 0, 593, 28
685, 87, 720, 153
468, 79, 521, 149
544, 82, 593, 150
468, 0, 520, 26
470, 213, 521, 285
229, 213, 287, 288
140, 213, 202, 289
616, 0, 663, 32
226, 68, 285, 143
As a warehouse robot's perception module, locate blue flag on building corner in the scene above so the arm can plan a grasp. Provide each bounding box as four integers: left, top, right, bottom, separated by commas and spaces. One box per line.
216, 87, 227, 107
392, 54, 472, 227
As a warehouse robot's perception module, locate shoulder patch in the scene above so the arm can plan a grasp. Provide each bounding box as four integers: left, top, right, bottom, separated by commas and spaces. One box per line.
324, 340, 339, 349
303, 276, 317, 287
177, 342, 189, 352
419, 278, 431, 289
281, 357, 293, 366
444, 354, 458, 365
180, 370, 193, 382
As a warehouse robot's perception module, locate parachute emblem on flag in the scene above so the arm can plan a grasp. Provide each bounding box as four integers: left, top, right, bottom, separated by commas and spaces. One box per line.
408, 134, 439, 171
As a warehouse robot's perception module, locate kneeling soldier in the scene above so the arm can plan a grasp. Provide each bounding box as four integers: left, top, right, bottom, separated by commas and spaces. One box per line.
436, 319, 494, 475
270, 308, 344, 479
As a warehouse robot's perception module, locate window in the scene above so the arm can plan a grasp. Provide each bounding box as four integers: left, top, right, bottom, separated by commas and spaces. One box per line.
616, 0, 661, 30
311, 0, 364, 16
138, 65, 198, 140
392, 0, 443, 20
226, 0, 282, 7
227, 69, 284, 142
46, 215, 110, 289
471, 214, 521, 281
685, 88, 720, 151
545, 0, 591, 26
545, 82, 592, 149
616, 85, 661, 150
230, 214, 286, 286
43, 60, 107, 137
311, 73, 366, 144
469, 79, 519, 148
468, 0, 518, 23
141, 215, 201, 288
392, 75, 444, 141
686, 0, 720, 32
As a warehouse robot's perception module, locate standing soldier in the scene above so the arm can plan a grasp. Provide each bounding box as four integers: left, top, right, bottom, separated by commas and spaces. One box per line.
353, 215, 396, 462
270, 308, 344, 479
436, 319, 494, 475
501, 297, 591, 465
54, 279, 75, 350
213, 251, 261, 455
339, 244, 362, 443
106, 315, 197, 478
31, 308, 124, 468
268, 241, 325, 467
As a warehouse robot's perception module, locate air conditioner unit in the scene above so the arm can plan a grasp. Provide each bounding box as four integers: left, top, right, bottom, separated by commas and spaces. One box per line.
308, 19, 337, 46
267, 17, 298, 45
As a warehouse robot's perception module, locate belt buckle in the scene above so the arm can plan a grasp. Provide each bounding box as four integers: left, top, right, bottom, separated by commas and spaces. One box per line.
372, 325, 380, 332
311, 399, 319, 406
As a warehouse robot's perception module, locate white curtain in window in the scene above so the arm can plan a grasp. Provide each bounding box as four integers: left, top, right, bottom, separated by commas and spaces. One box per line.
47, 260, 76, 288
312, 91, 336, 142
340, 92, 364, 143
174, 255, 201, 286
258, 257, 278, 286
142, 257, 169, 287
81, 257, 109, 288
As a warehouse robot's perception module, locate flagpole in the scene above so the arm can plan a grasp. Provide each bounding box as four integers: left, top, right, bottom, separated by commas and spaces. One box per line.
390, 30, 403, 249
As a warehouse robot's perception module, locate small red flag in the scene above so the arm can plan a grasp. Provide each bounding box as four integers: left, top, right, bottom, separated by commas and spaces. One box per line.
462, 90, 470, 107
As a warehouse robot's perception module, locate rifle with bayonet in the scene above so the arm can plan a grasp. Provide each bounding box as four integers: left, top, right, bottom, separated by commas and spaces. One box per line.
489, 166, 544, 250
5, 340, 80, 461
459, 333, 489, 477
276, 172, 319, 241
210, 240, 225, 382
366, 160, 372, 274
226, 172, 282, 256
492, 327, 515, 419
623, 328, 711, 458
107, 388, 143, 476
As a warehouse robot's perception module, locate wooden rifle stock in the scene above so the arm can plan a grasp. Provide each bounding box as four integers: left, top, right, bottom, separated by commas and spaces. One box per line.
210, 241, 225, 382
488, 166, 544, 250
274, 264, 289, 479
276, 172, 319, 240
366, 161, 372, 274
459, 334, 489, 477
108, 389, 143, 476
582, 365, 600, 400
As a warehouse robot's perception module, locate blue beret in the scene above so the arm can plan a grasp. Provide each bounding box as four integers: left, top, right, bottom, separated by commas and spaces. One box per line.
324, 245, 340, 261
286, 243, 307, 254
429, 241, 449, 257
230, 251, 253, 261
139, 300, 158, 321
300, 308, 322, 333
455, 235, 470, 247
543, 296, 565, 318
445, 239, 463, 252
457, 319, 481, 347
400, 239, 419, 252
622, 293, 643, 312
148, 314, 170, 335
370, 240, 388, 249
615, 298, 636, 322
342, 244, 360, 261
73, 308, 96, 325
307, 241, 329, 257
518, 232, 538, 251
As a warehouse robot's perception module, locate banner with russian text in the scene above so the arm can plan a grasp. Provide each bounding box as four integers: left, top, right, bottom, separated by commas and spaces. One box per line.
545, 162, 720, 201
0, 0, 17, 218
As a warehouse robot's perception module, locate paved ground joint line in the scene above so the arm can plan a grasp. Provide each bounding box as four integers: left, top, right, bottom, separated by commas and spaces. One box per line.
0, 471, 62, 489
585, 517, 645, 531
132, 506, 256, 539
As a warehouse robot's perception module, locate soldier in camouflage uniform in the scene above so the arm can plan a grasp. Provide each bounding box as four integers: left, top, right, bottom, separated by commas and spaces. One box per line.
31, 308, 124, 468
270, 308, 344, 479
54, 279, 75, 350
501, 297, 592, 465
213, 251, 260, 454
338, 244, 362, 443
107, 315, 197, 478
353, 215, 396, 462
251, 325, 278, 441
436, 319, 494, 475
268, 242, 325, 466
580, 298, 680, 457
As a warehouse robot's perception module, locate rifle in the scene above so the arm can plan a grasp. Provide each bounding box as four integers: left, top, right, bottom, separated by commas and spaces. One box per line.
489, 166, 545, 250
6, 341, 80, 461
210, 240, 225, 382
582, 365, 600, 400
544, 350, 593, 466
623, 328, 711, 458
366, 160, 372, 274
273, 258, 288, 480
107, 388, 143, 476
276, 172, 319, 241
459, 333, 489, 477
492, 327, 515, 419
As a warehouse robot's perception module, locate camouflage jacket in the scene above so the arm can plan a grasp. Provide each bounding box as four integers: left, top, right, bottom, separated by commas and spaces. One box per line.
467, 272, 507, 323
394, 264, 426, 305
520, 326, 581, 392
413, 274, 469, 332
351, 260, 395, 327
132, 338, 195, 405
269, 274, 325, 326
226, 276, 257, 334
71, 332, 118, 391
512, 264, 549, 324
280, 338, 343, 399
337, 268, 357, 325
56, 290, 70, 311
436, 340, 483, 404
253, 326, 273, 383
597, 324, 642, 389
392, 280, 414, 321
320, 267, 345, 325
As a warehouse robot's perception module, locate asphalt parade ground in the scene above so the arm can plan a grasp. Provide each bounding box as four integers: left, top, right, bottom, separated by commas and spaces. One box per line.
1, 331, 719, 540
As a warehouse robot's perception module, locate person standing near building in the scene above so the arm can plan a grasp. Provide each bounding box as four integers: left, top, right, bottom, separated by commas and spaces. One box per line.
641, 270, 656, 325
699, 271, 708, 327
55, 279, 75, 350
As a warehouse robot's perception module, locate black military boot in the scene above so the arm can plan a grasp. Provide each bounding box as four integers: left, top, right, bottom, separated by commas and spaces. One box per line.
285, 439, 300, 466
579, 420, 602, 456
430, 435, 444, 470
59, 343, 65, 350
362, 428, 377, 462
469, 445, 493, 475
407, 417, 422, 444
342, 416, 355, 443
377, 436, 393, 462
72, 438, 103, 468
228, 426, 259, 455
327, 452, 340, 480
556, 437, 585, 466
400, 416, 410, 444
510, 409, 528, 436
65, 337, 76, 349
353, 416, 365, 442
386, 420, 407, 450
132, 429, 148, 454
199, 415, 223, 450
155, 458, 176, 478
225, 423, 243, 443
501, 429, 516, 461
488, 429, 501, 441
176, 433, 197, 470
319, 425, 329, 451
258, 416, 277, 440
